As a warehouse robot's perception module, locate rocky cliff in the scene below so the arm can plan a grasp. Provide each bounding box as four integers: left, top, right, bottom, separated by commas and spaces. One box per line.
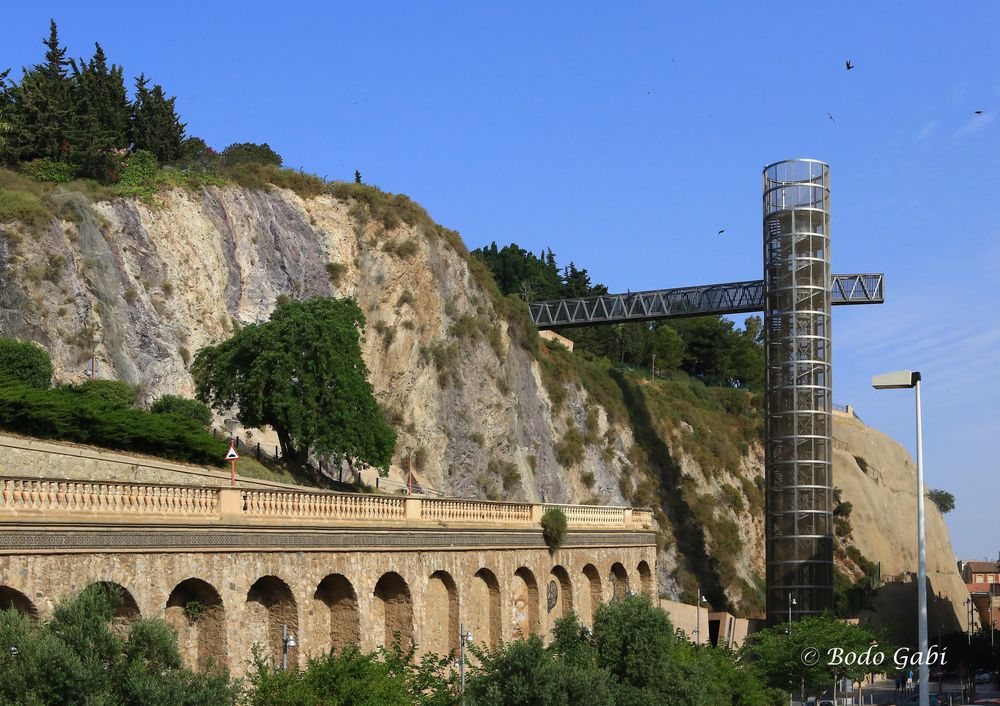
0, 181, 970, 624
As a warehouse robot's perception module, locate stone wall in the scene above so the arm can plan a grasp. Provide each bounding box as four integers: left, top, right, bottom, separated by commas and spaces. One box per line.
0, 535, 655, 676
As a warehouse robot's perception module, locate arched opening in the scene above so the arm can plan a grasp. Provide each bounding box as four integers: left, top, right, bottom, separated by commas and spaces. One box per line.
85, 581, 140, 632
511, 567, 539, 638
373, 572, 413, 649
424, 571, 459, 657
313, 574, 360, 654
0, 586, 36, 619
165, 578, 226, 670
580, 564, 602, 626
546, 566, 573, 633
637, 561, 653, 598
246, 576, 298, 669
609, 563, 630, 600
469, 568, 501, 648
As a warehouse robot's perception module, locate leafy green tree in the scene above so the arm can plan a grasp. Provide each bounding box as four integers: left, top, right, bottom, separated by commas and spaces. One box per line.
130, 74, 185, 163
0, 583, 237, 706
740, 614, 887, 701
0, 336, 52, 388
151, 394, 213, 428
192, 297, 396, 474
927, 488, 955, 514
650, 323, 685, 372
245, 642, 454, 706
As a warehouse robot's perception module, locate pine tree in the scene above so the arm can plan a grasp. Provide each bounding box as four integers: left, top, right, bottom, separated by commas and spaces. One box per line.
70, 43, 130, 179
4, 20, 75, 161
129, 74, 185, 163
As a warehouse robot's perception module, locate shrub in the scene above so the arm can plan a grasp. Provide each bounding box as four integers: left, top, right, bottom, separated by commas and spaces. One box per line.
151, 394, 213, 428
116, 150, 160, 196
556, 428, 585, 467
0, 377, 226, 465
0, 337, 52, 389
581, 471, 596, 488
0, 188, 51, 230
541, 507, 568, 550
65, 379, 137, 409
219, 142, 282, 168
326, 261, 346, 285
927, 488, 955, 514
23, 157, 77, 183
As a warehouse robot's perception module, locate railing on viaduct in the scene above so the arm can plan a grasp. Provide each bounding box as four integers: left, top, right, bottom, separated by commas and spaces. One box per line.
0, 477, 654, 530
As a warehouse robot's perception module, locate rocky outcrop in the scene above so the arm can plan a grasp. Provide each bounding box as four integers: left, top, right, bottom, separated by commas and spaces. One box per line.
0, 184, 970, 622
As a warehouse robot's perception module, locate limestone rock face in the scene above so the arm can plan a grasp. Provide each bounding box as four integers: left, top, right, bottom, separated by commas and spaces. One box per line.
0, 186, 970, 619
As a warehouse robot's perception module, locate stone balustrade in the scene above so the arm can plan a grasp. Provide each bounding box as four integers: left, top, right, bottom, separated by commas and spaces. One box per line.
0, 477, 653, 530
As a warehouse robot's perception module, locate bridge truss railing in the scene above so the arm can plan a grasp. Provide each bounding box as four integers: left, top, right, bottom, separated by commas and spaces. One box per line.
528, 273, 884, 329
0, 477, 654, 530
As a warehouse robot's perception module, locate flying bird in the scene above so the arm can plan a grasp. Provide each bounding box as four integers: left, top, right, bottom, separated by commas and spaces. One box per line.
845, 60, 854, 70
975, 110, 984, 115
827, 112, 836, 124
717, 229, 725, 236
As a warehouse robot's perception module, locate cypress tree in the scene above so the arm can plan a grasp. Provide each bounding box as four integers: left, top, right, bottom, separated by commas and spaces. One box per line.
129, 74, 185, 163
5, 20, 75, 161
70, 43, 130, 179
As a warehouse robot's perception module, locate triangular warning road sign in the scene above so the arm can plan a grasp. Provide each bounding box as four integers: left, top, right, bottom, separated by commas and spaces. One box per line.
225, 443, 240, 461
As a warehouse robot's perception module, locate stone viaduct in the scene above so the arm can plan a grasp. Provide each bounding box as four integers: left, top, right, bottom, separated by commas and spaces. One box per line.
0, 477, 656, 675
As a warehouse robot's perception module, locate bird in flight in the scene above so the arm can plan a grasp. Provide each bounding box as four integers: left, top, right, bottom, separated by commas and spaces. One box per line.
975, 110, 984, 115
717, 229, 725, 236
845, 60, 854, 70
827, 112, 836, 124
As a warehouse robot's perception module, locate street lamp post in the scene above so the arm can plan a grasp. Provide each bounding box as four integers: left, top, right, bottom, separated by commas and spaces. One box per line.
458, 624, 473, 703
280, 623, 297, 671
788, 593, 796, 631
872, 369, 928, 706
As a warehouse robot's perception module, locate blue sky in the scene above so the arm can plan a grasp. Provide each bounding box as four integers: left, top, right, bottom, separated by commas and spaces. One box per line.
3, 2, 998, 559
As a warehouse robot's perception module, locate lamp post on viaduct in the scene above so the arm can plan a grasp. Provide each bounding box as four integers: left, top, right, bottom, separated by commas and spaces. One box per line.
528, 158, 884, 625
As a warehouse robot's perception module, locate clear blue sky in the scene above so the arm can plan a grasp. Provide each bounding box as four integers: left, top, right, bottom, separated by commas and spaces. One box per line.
4, 2, 998, 559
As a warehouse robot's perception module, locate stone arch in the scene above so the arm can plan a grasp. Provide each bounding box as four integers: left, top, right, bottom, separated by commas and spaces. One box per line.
469, 568, 501, 648
246, 576, 299, 669
165, 578, 227, 671
424, 570, 459, 656
373, 572, 413, 649
86, 581, 140, 631
511, 567, 540, 638
580, 564, 603, 626
637, 561, 653, 598
0, 586, 37, 619
546, 565, 573, 631
313, 574, 360, 653
609, 563, 630, 600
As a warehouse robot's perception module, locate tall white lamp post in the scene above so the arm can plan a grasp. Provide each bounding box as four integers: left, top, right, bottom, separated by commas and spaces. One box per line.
872, 369, 927, 706
694, 589, 707, 645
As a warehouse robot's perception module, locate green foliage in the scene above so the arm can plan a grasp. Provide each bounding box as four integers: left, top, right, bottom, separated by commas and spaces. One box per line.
116, 149, 160, 196
0, 377, 227, 465
192, 297, 396, 473
64, 378, 137, 409
0, 336, 52, 388
326, 261, 347, 285
245, 642, 455, 706
0, 185, 51, 230
720, 483, 745, 513
130, 74, 185, 163
927, 488, 955, 513
555, 427, 585, 467
740, 614, 889, 698
151, 394, 213, 428
0, 582, 237, 705
219, 142, 282, 168
541, 507, 568, 550
23, 157, 76, 182
225, 163, 326, 198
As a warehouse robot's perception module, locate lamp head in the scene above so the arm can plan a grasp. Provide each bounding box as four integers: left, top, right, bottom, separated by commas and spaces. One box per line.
872, 370, 920, 389
224, 418, 239, 434
286, 634, 297, 649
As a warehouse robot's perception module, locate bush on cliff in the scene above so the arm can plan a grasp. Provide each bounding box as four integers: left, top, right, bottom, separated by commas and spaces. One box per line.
0, 377, 227, 465
151, 394, 214, 428
541, 507, 568, 550
0, 336, 52, 389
